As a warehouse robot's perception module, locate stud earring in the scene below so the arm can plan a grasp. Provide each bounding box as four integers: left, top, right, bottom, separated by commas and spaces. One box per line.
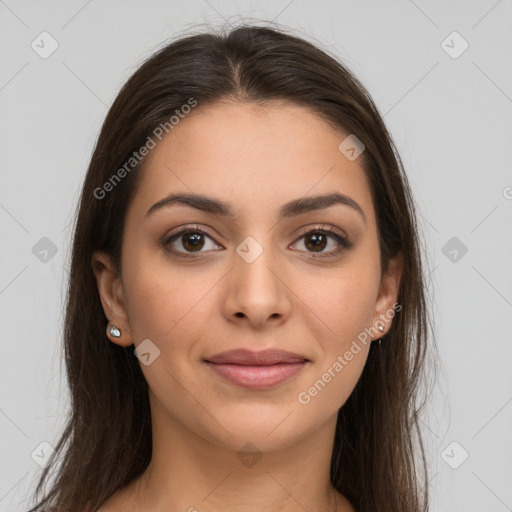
108, 324, 122, 339
378, 324, 385, 346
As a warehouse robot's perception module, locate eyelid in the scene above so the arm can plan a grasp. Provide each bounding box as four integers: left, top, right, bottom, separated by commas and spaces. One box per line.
293, 224, 348, 243
165, 224, 215, 238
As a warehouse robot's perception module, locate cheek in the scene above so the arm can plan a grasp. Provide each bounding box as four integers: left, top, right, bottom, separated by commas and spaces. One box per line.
294, 269, 379, 407
294, 262, 380, 350
296, 346, 369, 418
123, 256, 219, 343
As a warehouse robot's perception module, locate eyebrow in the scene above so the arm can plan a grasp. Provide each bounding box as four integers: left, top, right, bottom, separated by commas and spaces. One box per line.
145, 192, 366, 224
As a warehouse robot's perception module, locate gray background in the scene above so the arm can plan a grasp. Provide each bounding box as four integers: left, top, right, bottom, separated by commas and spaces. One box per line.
1, 1, 511, 511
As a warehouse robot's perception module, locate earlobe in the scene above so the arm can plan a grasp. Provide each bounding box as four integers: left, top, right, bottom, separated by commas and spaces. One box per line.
91, 250, 133, 346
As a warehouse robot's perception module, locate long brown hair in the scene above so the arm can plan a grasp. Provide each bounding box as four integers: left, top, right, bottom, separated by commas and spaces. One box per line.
27, 23, 435, 512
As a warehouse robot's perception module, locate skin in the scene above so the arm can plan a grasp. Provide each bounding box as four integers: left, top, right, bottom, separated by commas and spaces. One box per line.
92, 100, 402, 512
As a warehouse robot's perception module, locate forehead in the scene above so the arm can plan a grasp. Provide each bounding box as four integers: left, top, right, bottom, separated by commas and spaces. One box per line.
128, 100, 375, 224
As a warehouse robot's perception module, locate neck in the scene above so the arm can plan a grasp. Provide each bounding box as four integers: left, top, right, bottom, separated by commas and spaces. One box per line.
119, 394, 346, 512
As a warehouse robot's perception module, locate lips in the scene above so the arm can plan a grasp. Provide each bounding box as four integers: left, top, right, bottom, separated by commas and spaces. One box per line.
205, 348, 308, 365
204, 349, 309, 389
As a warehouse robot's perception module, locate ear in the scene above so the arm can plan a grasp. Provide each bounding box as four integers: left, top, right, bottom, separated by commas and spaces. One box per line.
372, 252, 403, 337
91, 250, 133, 347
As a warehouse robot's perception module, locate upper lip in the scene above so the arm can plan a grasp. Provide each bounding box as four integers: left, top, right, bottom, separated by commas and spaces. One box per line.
205, 349, 309, 366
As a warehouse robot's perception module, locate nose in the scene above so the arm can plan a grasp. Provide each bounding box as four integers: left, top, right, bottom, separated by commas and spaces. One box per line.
222, 240, 292, 329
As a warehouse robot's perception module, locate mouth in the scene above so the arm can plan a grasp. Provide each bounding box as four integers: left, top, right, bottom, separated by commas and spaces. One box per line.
204, 349, 309, 389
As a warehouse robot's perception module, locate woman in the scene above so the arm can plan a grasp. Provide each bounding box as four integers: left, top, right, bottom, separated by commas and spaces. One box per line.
28, 23, 434, 512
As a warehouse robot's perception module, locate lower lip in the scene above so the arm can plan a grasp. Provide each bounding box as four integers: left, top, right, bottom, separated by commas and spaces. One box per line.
205, 362, 307, 389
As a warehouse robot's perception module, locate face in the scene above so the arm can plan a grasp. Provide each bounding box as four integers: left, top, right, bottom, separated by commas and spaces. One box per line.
92, 100, 401, 452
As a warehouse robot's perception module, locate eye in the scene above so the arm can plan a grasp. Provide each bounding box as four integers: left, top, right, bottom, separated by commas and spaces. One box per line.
291, 225, 352, 258
162, 224, 352, 259
163, 225, 221, 257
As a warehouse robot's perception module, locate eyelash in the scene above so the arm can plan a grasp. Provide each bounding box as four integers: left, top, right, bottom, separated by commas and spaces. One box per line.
162, 224, 352, 260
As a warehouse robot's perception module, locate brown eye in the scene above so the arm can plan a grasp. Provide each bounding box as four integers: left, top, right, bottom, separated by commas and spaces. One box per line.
162, 224, 352, 259
292, 227, 352, 258
163, 227, 221, 257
